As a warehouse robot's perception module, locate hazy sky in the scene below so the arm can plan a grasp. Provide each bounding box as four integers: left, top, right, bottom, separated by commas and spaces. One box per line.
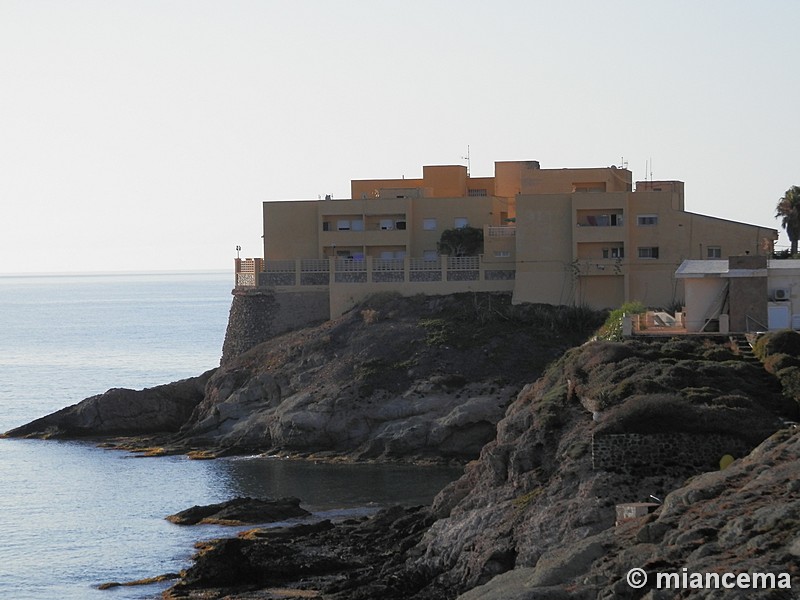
2, 1, 798, 273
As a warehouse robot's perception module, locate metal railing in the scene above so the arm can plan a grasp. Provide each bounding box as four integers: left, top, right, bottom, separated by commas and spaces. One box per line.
487, 226, 516, 237
235, 255, 516, 289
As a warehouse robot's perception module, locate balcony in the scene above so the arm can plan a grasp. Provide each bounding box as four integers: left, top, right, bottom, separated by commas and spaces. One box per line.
234, 255, 516, 288
486, 226, 516, 237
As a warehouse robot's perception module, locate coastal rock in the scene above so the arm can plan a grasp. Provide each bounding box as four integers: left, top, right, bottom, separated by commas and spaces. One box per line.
162, 336, 800, 600
416, 337, 799, 598
166, 497, 310, 526
3, 371, 213, 439
5, 294, 602, 463
164, 505, 438, 599
457, 426, 800, 600
171, 293, 601, 462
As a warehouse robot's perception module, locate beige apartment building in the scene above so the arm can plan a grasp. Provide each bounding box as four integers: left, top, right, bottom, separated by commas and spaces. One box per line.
240, 160, 776, 318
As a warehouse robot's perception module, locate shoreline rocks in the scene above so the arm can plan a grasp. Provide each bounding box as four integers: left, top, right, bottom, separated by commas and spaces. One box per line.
163, 505, 441, 600
4, 294, 601, 464
166, 497, 310, 526
3, 371, 213, 439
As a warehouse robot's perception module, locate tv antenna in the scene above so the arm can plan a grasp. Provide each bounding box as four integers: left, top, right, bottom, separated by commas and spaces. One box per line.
461, 145, 471, 176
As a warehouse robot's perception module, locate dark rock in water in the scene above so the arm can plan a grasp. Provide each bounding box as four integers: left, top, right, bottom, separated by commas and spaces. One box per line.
3, 371, 213, 439
164, 505, 441, 600
166, 497, 310, 525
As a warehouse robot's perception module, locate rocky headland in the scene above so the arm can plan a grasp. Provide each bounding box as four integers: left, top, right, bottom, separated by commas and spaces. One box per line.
5, 292, 602, 463
6, 293, 800, 598
159, 331, 800, 599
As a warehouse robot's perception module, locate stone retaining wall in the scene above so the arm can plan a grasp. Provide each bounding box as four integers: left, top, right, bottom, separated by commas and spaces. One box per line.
221, 288, 329, 364
591, 432, 754, 475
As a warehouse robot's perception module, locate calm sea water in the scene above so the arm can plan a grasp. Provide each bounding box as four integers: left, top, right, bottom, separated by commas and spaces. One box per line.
0, 272, 460, 599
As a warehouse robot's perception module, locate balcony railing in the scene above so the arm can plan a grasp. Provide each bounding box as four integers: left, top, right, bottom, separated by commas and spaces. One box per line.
234, 255, 516, 289
487, 226, 516, 237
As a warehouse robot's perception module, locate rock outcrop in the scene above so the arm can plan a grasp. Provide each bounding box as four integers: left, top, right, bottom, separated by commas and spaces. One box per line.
162, 335, 800, 599
167, 294, 601, 462
458, 426, 800, 599
5, 293, 603, 463
163, 505, 439, 600
166, 497, 310, 526
410, 337, 797, 596
3, 371, 213, 439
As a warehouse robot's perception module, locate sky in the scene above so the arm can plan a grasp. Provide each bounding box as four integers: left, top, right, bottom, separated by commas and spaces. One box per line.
1, 0, 799, 273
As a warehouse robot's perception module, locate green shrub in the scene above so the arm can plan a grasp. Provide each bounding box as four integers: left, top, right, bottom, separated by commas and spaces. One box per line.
753, 330, 800, 360
776, 366, 800, 402
597, 301, 646, 341
763, 353, 800, 375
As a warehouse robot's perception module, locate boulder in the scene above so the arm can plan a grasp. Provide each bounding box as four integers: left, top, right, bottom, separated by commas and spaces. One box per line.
166, 496, 310, 526
3, 371, 213, 438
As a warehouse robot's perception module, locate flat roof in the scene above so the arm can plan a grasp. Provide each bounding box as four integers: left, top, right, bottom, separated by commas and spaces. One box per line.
675, 260, 729, 277
676, 258, 800, 278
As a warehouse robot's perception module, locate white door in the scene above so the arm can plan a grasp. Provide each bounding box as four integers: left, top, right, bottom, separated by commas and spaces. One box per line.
768, 305, 790, 330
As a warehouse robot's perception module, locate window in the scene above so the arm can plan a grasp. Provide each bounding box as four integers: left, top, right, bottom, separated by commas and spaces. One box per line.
423, 250, 438, 261
454, 217, 469, 229
638, 247, 659, 259
423, 218, 437, 231
395, 220, 407, 230
602, 247, 624, 259
468, 189, 487, 197
637, 214, 658, 226
337, 219, 363, 231
707, 246, 722, 259
322, 221, 331, 231
494, 250, 511, 258
379, 219, 394, 230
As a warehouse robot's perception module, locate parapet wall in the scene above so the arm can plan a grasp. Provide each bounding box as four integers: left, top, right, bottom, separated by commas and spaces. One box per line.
221, 288, 330, 364
592, 432, 753, 475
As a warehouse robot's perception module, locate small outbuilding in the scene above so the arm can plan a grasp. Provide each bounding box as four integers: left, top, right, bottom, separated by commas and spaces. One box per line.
675, 256, 800, 333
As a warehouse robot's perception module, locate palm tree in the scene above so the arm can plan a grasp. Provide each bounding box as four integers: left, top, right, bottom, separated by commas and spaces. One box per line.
776, 186, 800, 256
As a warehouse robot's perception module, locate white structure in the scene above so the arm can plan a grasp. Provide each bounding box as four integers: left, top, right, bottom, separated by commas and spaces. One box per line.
676, 257, 800, 332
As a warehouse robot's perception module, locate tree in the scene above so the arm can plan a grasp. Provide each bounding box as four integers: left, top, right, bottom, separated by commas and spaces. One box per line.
437, 226, 484, 257
776, 185, 800, 256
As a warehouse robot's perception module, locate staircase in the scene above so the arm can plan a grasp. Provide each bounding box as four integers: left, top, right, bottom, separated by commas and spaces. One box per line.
729, 334, 758, 363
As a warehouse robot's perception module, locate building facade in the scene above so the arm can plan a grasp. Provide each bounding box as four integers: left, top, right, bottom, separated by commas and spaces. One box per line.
239, 160, 777, 318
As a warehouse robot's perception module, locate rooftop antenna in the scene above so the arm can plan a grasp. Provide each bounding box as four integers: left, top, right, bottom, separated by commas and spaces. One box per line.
461, 145, 471, 176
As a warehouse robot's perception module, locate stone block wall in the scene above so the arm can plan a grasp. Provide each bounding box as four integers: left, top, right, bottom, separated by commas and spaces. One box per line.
592, 432, 754, 476
221, 288, 329, 364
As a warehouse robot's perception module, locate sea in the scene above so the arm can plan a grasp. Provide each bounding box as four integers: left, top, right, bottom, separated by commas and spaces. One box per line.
0, 271, 461, 600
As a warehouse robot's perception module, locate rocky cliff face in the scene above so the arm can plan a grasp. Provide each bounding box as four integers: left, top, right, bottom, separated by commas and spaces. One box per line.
161, 334, 800, 599
409, 336, 799, 598
4, 293, 602, 464
4, 371, 213, 439
456, 426, 800, 600
171, 293, 602, 462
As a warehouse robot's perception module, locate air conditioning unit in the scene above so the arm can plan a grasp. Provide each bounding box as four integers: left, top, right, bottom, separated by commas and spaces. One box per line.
773, 288, 790, 301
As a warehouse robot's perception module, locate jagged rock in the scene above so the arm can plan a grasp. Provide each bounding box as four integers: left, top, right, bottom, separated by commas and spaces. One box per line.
166, 497, 310, 525
4, 294, 601, 463
164, 506, 437, 599
3, 371, 213, 438
526, 537, 607, 587
152, 336, 800, 599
